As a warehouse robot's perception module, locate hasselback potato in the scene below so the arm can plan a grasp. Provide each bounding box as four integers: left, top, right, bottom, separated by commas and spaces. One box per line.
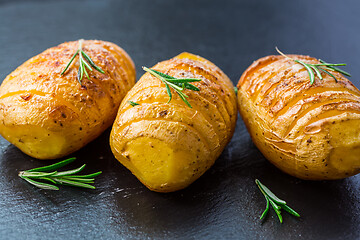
237, 54, 360, 180
110, 52, 237, 192
0, 40, 135, 159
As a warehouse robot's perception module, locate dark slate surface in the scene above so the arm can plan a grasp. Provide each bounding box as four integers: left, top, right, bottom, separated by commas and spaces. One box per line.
0, 0, 359, 239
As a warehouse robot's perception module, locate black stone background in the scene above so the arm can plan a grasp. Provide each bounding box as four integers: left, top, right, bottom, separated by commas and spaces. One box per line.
0, 0, 359, 239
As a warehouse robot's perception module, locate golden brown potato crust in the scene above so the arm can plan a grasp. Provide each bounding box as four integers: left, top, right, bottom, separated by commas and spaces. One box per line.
110, 52, 237, 192
237, 55, 360, 180
0, 40, 135, 159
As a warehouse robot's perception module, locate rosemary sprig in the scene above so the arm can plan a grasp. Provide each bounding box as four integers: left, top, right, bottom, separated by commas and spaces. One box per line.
61, 39, 105, 85
255, 179, 300, 223
276, 47, 351, 84
128, 101, 139, 107
18, 157, 102, 190
142, 67, 202, 108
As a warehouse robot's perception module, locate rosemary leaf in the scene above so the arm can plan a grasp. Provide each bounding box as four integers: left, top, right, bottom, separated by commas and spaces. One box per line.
52, 164, 86, 177
310, 65, 323, 80
19, 158, 101, 191
276, 47, 351, 84
19, 171, 58, 178
318, 67, 338, 82
53, 178, 95, 189
294, 60, 315, 84
313, 63, 346, 67
260, 196, 270, 220
22, 176, 59, 190
142, 66, 201, 108
269, 198, 283, 223
149, 69, 176, 79
255, 179, 286, 205
82, 57, 93, 72
81, 60, 90, 80
81, 50, 105, 74
281, 204, 301, 217
149, 69, 200, 91
184, 83, 200, 91
60, 40, 105, 86
255, 179, 300, 223
26, 157, 76, 172
165, 81, 184, 92
177, 91, 192, 108
171, 82, 200, 91
68, 171, 102, 178
61, 50, 79, 75
37, 177, 57, 184
60, 177, 95, 183
165, 82, 172, 103
78, 65, 83, 84
128, 101, 139, 107
166, 78, 202, 83
319, 59, 351, 77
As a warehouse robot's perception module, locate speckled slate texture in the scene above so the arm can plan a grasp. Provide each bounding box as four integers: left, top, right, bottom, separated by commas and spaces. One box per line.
0, 0, 359, 239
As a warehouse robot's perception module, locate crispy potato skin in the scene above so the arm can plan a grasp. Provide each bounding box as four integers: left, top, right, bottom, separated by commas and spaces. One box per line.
110, 52, 237, 192
237, 55, 360, 180
0, 40, 135, 159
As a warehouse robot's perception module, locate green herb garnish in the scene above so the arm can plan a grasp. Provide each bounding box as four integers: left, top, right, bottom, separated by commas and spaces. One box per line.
61, 39, 105, 85
18, 157, 102, 190
276, 47, 351, 84
142, 67, 202, 108
128, 101, 139, 107
234, 87, 238, 95
255, 179, 300, 223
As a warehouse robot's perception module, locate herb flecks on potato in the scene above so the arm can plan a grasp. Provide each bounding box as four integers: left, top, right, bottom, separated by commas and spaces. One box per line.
237, 53, 360, 180
0, 40, 136, 159
110, 52, 237, 192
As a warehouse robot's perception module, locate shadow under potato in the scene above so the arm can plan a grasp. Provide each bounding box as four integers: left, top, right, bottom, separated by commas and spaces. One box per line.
0, 117, 359, 239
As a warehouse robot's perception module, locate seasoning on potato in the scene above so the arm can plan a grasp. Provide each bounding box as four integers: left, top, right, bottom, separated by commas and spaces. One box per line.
110, 52, 237, 192
237, 51, 360, 180
0, 40, 136, 159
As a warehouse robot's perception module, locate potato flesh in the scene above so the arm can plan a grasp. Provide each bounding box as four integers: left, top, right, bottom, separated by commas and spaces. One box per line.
124, 137, 173, 186
237, 55, 360, 180
328, 118, 360, 174
110, 52, 237, 192
122, 135, 204, 192
0, 40, 136, 159
1, 124, 66, 159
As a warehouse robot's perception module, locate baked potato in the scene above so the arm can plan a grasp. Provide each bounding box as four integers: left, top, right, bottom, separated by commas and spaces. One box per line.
0, 40, 135, 159
110, 52, 237, 192
237, 54, 360, 180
